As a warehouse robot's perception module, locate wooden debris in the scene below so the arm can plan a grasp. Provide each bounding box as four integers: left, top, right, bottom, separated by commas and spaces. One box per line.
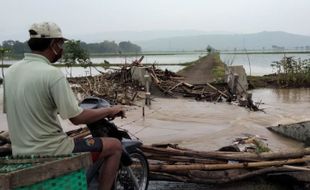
1, 128, 310, 185
142, 143, 310, 184
68, 58, 259, 110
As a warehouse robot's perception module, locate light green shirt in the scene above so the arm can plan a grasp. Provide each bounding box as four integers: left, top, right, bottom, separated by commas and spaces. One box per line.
4, 53, 82, 156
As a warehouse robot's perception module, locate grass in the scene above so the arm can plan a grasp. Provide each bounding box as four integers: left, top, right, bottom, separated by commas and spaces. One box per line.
211, 53, 226, 80
89, 51, 205, 57
221, 50, 310, 55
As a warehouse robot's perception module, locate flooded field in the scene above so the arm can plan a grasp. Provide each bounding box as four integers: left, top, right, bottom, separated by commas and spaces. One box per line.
2, 51, 310, 77
220, 53, 310, 76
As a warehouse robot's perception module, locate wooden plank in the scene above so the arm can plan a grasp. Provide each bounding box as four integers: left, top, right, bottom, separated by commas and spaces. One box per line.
0, 153, 92, 188
206, 82, 229, 99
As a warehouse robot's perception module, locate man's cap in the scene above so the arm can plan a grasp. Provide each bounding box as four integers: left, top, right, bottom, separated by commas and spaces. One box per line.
29, 22, 67, 40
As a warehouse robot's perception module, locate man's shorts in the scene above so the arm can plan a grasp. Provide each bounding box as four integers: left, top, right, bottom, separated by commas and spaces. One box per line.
72, 137, 103, 153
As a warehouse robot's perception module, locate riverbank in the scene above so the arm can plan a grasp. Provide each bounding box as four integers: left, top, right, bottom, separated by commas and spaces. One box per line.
248, 74, 310, 89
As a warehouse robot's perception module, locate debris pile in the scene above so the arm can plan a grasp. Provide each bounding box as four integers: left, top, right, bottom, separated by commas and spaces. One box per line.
68, 67, 142, 105
68, 65, 234, 105
142, 143, 310, 184
67, 56, 261, 110
145, 66, 231, 101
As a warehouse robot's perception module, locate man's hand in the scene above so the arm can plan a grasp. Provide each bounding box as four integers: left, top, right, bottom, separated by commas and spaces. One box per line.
107, 105, 126, 120
70, 105, 126, 125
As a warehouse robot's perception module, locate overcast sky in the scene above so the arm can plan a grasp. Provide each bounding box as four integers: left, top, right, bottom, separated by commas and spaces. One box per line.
1, 0, 309, 42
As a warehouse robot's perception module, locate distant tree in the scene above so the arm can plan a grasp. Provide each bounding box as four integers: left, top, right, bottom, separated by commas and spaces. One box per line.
1, 39, 142, 55
206, 45, 215, 53
271, 45, 285, 50
0, 47, 10, 79
87, 41, 119, 53
2, 40, 30, 55
119, 41, 141, 53
63, 40, 90, 76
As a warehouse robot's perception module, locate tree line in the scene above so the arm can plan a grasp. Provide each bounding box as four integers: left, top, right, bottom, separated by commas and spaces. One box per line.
0, 40, 142, 56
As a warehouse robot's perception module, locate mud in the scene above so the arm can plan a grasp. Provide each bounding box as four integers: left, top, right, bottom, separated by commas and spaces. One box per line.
177, 53, 223, 84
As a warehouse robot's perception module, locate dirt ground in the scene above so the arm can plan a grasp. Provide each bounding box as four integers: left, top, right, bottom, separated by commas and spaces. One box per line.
177, 53, 223, 84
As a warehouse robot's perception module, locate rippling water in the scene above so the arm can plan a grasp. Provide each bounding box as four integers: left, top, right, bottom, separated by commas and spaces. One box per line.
1, 86, 309, 151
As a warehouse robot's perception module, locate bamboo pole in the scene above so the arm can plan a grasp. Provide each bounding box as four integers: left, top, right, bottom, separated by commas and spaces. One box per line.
149, 156, 310, 172
206, 82, 229, 99
147, 154, 225, 164
164, 82, 183, 94
141, 145, 310, 161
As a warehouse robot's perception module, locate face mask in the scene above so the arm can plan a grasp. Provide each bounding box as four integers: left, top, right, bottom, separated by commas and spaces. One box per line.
51, 47, 62, 63
50, 40, 64, 63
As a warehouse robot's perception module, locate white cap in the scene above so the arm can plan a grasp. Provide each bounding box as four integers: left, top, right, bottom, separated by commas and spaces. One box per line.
29, 22, 67, 40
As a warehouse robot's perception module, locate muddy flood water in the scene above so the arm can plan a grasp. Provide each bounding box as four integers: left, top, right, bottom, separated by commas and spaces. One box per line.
1, 86, 309, 152
1, 86, 309, 189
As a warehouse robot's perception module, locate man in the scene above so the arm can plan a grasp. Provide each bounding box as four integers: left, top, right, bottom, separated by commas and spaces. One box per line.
4, 22, 123, 190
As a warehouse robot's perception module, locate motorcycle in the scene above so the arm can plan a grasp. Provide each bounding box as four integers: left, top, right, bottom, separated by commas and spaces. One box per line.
79, 97, 149, 190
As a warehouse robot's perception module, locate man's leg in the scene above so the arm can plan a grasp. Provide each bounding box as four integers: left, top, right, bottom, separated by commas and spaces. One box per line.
72, 137, 122, 190
98, 137, 122, 190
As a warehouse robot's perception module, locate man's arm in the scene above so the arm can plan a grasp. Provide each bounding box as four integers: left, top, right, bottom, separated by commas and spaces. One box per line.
69, 105, 125, 125
49, 71, 125, 125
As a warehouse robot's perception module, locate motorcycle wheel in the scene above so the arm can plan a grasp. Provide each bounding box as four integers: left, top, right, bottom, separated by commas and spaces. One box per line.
114, 149, 149, 190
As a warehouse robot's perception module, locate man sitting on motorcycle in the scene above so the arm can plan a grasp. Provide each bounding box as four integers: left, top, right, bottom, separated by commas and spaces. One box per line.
4, 22, 124, 190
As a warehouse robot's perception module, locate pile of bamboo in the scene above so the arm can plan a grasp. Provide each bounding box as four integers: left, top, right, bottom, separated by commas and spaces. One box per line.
142, 144, 310, 184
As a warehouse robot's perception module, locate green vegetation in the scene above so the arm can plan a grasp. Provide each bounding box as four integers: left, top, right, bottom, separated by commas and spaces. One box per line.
63, 40, 90, 66
221, 50, 310, 55
248, 56, 310, 89
80, 40, 141, 54
254, 139, 271, 153
211, 53, 226, 81
271, 56, 310, 87
62, 40, 91, 76
212, 65, 225, 80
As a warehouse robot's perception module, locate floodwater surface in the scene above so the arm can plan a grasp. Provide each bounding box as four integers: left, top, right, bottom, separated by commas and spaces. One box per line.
1, 86, 308, 151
